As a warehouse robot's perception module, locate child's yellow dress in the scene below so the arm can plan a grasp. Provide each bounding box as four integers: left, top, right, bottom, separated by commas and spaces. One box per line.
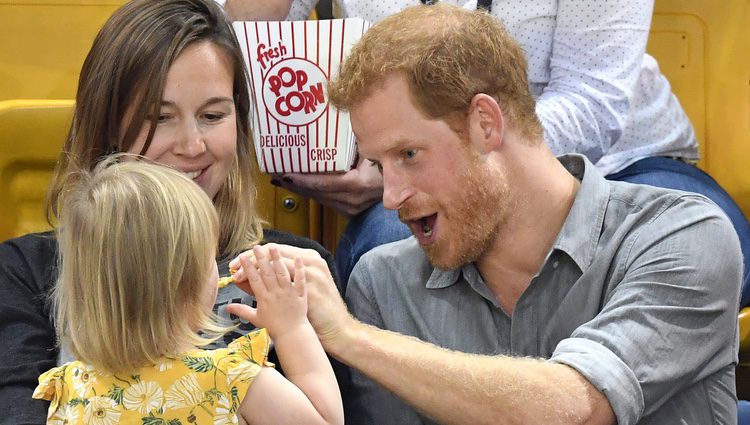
33, 329, 270, 424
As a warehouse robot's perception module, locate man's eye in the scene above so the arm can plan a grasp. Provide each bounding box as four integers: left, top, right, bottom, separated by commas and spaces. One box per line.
403, 149, 417, 160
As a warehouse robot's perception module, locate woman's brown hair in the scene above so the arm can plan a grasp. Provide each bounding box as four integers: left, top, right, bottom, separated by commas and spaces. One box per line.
47, 0, 263, 258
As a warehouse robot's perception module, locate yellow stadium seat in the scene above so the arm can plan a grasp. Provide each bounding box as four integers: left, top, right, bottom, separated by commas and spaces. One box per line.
0, 100, 73, 241
0, 1, 126, 101
648, 0, 750, 216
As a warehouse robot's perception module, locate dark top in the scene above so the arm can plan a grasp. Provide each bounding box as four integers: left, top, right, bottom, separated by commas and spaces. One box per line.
0, 229, 340, 424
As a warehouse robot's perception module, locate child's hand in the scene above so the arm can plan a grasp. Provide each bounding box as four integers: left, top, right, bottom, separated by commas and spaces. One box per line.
226, 245, 308, 338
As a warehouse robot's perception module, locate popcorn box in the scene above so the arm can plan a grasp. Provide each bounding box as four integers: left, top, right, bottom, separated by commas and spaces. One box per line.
234, 19, 369, 173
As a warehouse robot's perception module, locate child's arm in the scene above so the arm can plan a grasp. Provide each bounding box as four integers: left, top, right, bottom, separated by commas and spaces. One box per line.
226, 246, 343, 425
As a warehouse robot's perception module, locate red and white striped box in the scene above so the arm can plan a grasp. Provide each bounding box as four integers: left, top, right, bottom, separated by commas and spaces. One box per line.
234, 19, 368, 174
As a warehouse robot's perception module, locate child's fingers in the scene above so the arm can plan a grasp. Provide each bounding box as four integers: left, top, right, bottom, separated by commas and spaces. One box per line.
293, 257, 306, 297
240, 254, 267, 298
270, 247, 292, 288
225, 303, 259, 326
253, 245, 280, 288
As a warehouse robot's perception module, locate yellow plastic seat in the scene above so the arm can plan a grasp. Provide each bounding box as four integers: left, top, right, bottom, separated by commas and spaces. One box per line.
0, 100, 74, 241
647, 0, 750, 216
0, 1, 126, 101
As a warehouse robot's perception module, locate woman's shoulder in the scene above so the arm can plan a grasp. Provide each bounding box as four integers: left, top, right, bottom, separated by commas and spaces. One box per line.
0, 231, 58, 293
1, 230, 57, 256
262, 228, 328, 254
261, 228, 341, 287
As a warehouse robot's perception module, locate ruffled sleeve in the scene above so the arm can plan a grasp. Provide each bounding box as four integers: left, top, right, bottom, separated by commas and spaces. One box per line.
221, 328, 271, 399
33, 365, 66, 418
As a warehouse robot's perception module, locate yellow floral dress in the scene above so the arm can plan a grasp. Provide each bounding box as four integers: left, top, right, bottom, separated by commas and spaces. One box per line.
33, 329, 270, 425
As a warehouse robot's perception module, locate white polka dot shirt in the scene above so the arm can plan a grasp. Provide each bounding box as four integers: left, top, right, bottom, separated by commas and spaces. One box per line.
287, 0, 698, 175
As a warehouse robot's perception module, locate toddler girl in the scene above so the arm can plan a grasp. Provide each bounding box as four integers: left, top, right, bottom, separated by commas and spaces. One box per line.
33, 157, 343, 424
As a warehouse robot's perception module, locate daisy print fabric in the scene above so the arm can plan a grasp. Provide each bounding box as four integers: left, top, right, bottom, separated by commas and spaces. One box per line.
33, 329, 270, 424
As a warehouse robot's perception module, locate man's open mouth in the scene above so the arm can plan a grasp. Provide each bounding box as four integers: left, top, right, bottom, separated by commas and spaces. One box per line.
405, 213, 438, 244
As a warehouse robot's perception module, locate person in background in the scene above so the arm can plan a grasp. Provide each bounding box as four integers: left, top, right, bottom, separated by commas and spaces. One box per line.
220, 0, 293, 21
34, 158, 343, 424
227, 0, 750, 297
0, 0, 339, 422
231, 5, 742, 424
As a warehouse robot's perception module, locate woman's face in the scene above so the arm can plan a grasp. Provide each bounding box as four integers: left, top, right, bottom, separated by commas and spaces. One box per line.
127, 41, 238, 200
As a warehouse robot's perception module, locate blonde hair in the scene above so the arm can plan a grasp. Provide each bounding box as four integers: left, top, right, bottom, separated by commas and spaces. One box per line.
54, 156, 230, 373
328, 3, 543, 141
46, 0, 264, 259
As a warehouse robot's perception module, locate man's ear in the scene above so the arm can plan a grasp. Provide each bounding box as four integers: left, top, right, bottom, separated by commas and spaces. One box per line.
468, 93, 504, 154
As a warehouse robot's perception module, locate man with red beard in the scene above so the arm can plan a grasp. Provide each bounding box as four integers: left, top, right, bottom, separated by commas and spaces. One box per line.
230, 4, 742, 425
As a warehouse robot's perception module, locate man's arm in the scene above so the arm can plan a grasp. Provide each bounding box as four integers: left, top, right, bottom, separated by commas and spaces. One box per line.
231, 243, 616, 425
328, 322, 615, 425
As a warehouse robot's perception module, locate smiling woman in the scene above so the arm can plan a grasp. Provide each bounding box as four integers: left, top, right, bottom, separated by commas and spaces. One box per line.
124, 41, 238, 201
0, 0, 339, 422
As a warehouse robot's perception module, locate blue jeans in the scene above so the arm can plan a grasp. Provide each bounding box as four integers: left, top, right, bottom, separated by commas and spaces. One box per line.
607, 157, 750, 308
740, 400, 750, 425
335, 202, 410, 291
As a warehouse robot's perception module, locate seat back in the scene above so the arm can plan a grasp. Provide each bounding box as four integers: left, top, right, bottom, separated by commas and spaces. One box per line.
0, 0, 125, 101
647, 0, 750, 215
0, 100, 73, 241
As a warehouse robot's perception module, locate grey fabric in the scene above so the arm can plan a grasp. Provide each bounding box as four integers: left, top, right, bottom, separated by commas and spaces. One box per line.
344, 154, 741, 425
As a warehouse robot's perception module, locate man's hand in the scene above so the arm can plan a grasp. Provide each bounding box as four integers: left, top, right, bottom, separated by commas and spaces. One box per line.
274, 156, 384, 218
229, 243, 358, 353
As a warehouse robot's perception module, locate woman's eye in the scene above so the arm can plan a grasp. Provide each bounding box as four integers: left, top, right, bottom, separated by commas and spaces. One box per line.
156, 114, 170, 124
204, 112, 226, 122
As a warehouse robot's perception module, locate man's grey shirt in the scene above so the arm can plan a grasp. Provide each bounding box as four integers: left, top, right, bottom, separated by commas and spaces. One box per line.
345, 154, 742, 425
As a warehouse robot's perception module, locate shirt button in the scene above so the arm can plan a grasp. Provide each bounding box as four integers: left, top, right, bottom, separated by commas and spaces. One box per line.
552, 260, 559, 269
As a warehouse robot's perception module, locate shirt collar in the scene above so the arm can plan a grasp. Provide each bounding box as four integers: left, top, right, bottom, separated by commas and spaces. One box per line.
552, 154, 610, 272
425, 261, 485, 288
424, 154, 610, 289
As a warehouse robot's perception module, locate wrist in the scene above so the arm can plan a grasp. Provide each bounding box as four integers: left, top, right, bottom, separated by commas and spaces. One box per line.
319, 314, 363, 361
270, 319, 316, 348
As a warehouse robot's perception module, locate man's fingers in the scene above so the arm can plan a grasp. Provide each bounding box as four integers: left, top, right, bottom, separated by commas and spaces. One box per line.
232, 279, 255, 297
293, 257, 306, 297
254, 245, 281, 288
270, 247, 291, 288
229, 243, 328, 283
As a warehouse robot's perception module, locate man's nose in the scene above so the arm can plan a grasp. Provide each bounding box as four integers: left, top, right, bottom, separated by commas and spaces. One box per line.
382, 167, 412, 211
